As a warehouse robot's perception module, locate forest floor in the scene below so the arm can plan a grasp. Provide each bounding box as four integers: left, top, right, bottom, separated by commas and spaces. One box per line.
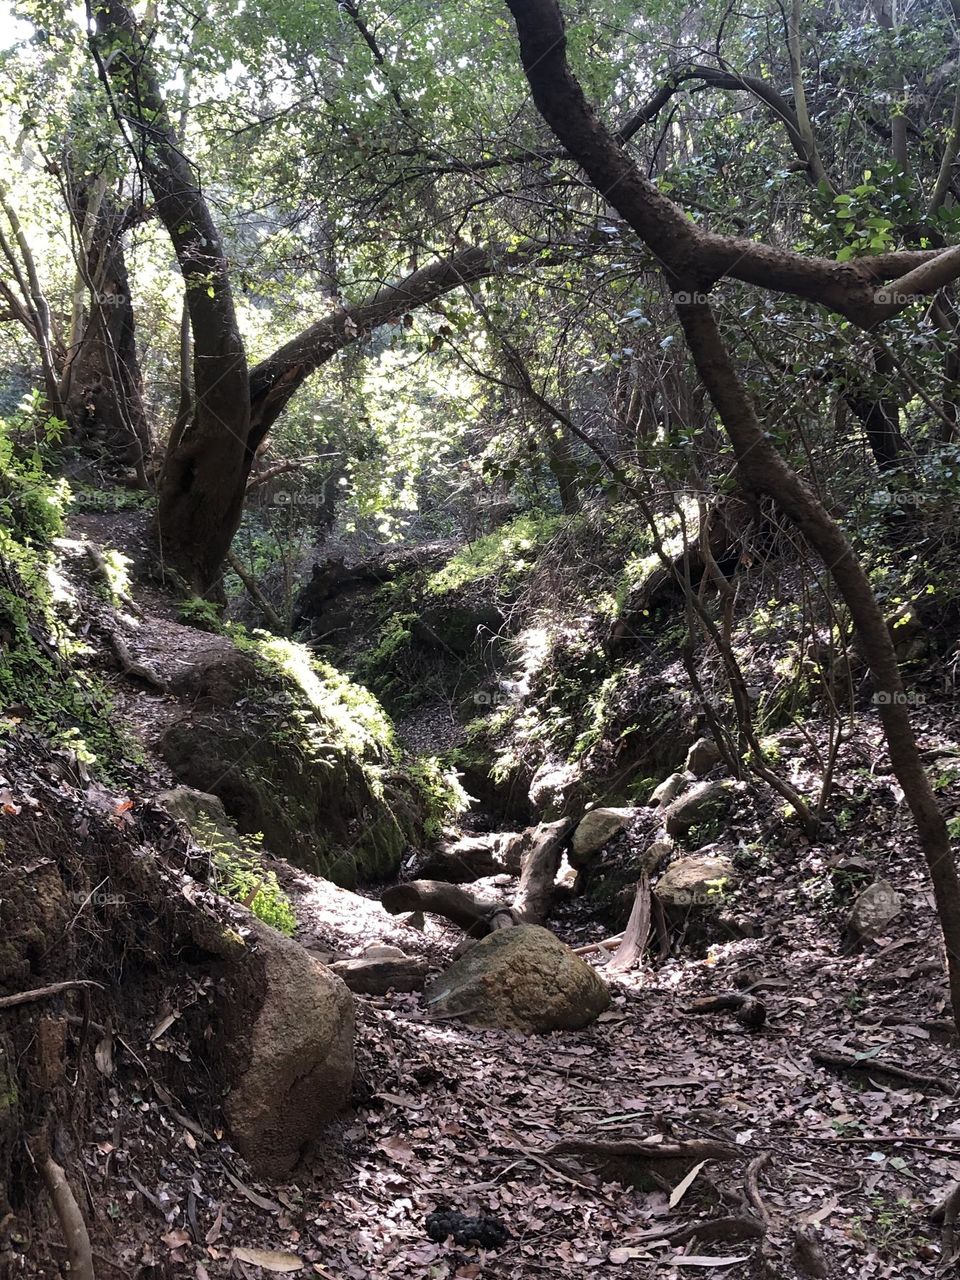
40, 511, 960, 1280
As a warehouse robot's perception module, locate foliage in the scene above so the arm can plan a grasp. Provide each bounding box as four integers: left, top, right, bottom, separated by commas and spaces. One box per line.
192, 814, 296, 935
426, 514, 563, 597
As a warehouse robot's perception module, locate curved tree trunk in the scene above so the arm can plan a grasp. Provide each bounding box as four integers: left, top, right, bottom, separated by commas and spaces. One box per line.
503, 0, 960, 1030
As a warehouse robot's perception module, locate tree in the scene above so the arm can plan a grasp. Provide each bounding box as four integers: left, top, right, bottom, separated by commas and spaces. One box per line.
500, 0, 960, 1031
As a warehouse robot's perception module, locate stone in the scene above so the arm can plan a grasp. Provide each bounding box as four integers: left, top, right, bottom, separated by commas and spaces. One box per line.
663, 780, 735, 837
224, 921, 355, 1178
649, 771, 690, 808
655, 853, 737, 907
156, 786, 243, 852
423, 924, 610, 1034
528, 762, 581, 819
845, 879, 902, 943
684, 736, 723, 777
329, 952, 428, 994
570, 807, 636, 866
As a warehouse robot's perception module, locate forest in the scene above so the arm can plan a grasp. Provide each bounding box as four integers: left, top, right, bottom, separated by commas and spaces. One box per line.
3, 0, 960, 1274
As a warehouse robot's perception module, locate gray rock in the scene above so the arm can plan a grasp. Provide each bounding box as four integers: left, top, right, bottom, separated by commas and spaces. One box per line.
684, 736, 723, 777
663, 780, 736, 837
570, 806, 636, 866
845, 879, 902, 943
649, 772, 691, 809
528, 762, 581, 819
156, 786, 243, 852
424, 924, 610, 1034
655, 853, 737, 907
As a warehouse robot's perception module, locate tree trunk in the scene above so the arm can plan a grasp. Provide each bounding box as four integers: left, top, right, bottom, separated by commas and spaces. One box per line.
61, 195, 152, 473
503, 0, 960, 1031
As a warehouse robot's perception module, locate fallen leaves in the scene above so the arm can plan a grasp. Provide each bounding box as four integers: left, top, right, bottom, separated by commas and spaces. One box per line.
232, 1245, 304, 1272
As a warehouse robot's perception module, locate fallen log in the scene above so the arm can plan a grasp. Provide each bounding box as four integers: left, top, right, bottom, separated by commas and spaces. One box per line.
811, 1047, 954, 1093
513, 819, 572, 924
541, 1135, 739, 1193
381, 880, 518, 937
688, 992, 767, 1030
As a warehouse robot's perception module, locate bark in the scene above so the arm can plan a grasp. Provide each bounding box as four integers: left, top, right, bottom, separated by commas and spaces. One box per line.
512, 818, 571, 924
61, 193, 152, 472
91, 0, 250, 591
381, 880, 519, 936
504, 0, 960, 1033
846, 345, 903, 471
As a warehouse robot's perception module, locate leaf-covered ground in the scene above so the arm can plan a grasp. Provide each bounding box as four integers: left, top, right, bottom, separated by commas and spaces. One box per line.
67, 712, 960, 1280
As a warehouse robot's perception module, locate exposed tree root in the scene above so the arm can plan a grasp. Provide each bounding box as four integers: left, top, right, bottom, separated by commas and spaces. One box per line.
381, 880, 518, 936
688, 992, 767, 1030
41, 1156, 96, 1280
811, 1047, 954, 1093
0, 980, 104, 1010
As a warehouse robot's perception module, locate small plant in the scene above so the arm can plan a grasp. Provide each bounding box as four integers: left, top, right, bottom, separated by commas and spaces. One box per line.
177, 596, 224, 632
849, 1194, 925, 1260
193, 815, 296, 935
408, 754, 472, 839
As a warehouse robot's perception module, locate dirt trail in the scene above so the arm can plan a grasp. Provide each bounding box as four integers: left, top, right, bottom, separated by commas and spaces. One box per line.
58, 510, 960, 1279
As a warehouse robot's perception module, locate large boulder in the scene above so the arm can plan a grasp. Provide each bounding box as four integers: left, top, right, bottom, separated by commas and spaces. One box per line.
655, 853, 737, 907
663, 780, 736, 837
571, 807, 636, 867
423, 924, 610, 1033
155, 638, 419, 886
224, 922, 355, 1178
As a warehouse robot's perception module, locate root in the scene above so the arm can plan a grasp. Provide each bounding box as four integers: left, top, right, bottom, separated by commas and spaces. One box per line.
107, 628, 167, 692
688, 992, 767, 1029
0, 980, 103, 1010
811, 1047, 954, 1093
41, 1157, 96, 1280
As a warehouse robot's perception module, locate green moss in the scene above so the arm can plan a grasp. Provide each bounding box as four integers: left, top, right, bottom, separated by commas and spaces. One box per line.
177, 595, 224, 632
0, 415, 136, 771
426, 513, 563, 597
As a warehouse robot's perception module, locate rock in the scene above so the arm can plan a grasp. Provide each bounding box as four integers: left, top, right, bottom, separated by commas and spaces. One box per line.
655, 853, 737, 907
648, 771, 691, 808
362, 944, 406, 960
418, 830, 525, 882
224, 921, 354, 1177
423, 924, 610, 1034
329, 952, 428, 994
570, 807, 636, 866
844, 879, 902, 944
640, 837, 674, 875
684, 736, 723, 776
413, 603, 505, 655
167, 641, 258, 703
155, 786, 243, 851
663, 780, 735, 837
528, 761, 581, 819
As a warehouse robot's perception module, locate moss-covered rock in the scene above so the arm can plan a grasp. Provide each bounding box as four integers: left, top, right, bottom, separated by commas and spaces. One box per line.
157, 632, 438, 885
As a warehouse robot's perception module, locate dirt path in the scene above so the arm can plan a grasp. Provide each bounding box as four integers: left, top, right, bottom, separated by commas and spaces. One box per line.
59, 510, 960, 1279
